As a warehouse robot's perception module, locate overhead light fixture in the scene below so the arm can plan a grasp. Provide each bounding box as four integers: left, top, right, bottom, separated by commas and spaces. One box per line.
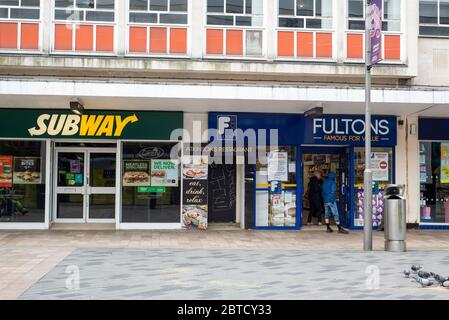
69, 98, 84, 115
304, 104, 324, 118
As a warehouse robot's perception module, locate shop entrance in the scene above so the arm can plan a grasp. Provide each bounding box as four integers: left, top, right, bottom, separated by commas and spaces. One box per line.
208, 163, 237, 223
54, 146, 116, 223
302, 147, 350, 227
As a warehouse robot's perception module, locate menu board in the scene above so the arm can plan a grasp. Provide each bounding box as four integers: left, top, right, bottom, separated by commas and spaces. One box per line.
371, 152, 389, 181
182, 160, 208, 230
13, 157, 41, 184
267, 152, 288, 182
150, 160, 179, 187
123, 160, 150, 186
441, 143, 449, 183
0, 156, 13, 187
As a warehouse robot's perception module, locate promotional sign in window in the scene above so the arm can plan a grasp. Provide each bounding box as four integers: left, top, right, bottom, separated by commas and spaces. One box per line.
182, 159, 208, 230
441, 143, 449, 184
150, 160, 179, 187
123, 160, 150, 186
13, 157, 42, 184
370, 152, 389, 181
0, 156, 13, 187
268, 152, 288, 182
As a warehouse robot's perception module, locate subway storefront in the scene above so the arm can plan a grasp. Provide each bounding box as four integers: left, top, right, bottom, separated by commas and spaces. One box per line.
0, 109, 183, 229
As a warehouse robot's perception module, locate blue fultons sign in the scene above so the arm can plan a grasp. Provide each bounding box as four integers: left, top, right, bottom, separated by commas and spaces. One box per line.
303, 115, 397, 146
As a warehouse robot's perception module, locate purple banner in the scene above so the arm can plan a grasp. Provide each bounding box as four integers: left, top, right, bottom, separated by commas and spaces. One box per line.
369, 0, 383, 66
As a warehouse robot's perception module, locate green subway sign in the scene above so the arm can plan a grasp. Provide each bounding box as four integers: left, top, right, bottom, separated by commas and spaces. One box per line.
0, 109, 183, 140
137, 186, 166, 193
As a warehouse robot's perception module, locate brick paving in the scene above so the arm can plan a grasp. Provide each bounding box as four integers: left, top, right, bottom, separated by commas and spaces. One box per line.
0, 229, 449, 299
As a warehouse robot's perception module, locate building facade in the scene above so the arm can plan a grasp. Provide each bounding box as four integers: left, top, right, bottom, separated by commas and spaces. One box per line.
0, 0, 448, 230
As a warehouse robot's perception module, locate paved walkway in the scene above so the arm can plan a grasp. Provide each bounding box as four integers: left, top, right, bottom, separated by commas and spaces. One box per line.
1, 229, 449, 299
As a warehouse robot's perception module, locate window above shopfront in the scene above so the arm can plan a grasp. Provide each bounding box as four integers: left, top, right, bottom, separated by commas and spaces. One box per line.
278, 0, 333, 29
205, 0, 264, 57
0, 0, 40, 51
419, 0, 449, 36
127, 0, 189, 56
347, 0, 401, 32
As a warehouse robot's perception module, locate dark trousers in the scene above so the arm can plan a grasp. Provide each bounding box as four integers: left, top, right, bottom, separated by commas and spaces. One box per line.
308, 197, 323, 223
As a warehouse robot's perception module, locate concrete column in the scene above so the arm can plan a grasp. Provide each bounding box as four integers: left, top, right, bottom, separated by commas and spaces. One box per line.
406, 115, 420, 224
190, 0, 204, 59
334, 0, 345, 63
40, 0, 52, 53
116, 0, 127, 55
265, 0, 276, 61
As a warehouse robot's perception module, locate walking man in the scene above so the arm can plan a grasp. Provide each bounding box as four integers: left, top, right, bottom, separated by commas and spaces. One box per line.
322, 172, 349, 234
307, 171, 323, 225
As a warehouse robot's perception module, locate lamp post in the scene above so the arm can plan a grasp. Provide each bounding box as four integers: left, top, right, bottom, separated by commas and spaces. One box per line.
364, 0, 373, 251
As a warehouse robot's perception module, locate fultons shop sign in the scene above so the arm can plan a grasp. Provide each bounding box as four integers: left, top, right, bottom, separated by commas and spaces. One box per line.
0, 109, 183, 140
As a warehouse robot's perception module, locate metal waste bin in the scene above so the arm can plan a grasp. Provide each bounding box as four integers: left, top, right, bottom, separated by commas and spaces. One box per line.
384, 184, 407, 252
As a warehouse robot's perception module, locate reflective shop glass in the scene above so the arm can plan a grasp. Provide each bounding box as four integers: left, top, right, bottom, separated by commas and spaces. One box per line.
0, 140, 46, 223
121, 142, 181, 223
420, 142, 449, 224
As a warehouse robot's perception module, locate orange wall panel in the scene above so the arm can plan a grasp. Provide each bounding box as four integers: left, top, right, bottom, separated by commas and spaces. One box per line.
169, 28, 187, 54
226, 30, 243, 55
75, 25, 93, 51
277, 31, 294, 57
206, 29, 223, 55
384, 34, 400, 60
0, 22, 18, 49
316, 33, 332, 58
54, 24, 73, 51
150, 27, 167, 53
129, 26, 147, 53
297, 32, 313, 57
20, 23, 39, 50
96, 25, 114, 52
346, 33, 363, 59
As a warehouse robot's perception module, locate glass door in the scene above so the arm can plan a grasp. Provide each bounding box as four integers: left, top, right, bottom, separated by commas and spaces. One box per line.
87, 151, 116, 222
55, 150, 86, 222
55, 148, 116, 223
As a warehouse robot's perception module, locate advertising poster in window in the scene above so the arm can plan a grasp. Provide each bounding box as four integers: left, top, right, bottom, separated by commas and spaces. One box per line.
150, 160, 179, 187
0, 156, 13, 187
123, 160, 150, 186
182, 159, 208, 230
13, 157, 42, 184
370, 152, 389, 181
267, 151, 288, 182
441, 143, 449, 183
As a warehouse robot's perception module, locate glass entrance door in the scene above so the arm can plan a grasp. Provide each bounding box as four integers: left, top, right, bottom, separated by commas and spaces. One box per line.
55, 148, 116, 223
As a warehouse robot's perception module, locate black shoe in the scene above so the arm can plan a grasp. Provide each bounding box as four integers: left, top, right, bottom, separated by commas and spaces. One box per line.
338, 227, 349, 234
326, 226, 333, 233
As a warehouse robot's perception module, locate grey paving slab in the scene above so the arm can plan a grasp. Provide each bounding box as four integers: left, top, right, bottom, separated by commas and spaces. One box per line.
19, 248, 449, 300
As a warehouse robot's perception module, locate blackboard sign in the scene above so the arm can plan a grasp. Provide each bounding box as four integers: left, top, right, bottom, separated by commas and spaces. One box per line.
208, 163, 236, 223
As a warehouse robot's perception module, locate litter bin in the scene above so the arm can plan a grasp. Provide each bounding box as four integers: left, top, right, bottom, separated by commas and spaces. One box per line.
384, 184, 407, 252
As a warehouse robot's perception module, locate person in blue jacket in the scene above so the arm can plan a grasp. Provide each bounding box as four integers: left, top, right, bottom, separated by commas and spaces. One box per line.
322, 172, 349, 234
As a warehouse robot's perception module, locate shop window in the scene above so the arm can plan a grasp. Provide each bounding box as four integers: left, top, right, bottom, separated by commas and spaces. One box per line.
278, 0, 333, 29
121, 142, 181, 223
53, 0, 115, 52
419, 0, 449, 36
419, 142, 449, 224
205, 0, 263, 57
346, 0, 401, 61
0, 0, 40, 50
255, 146, 297, 228
128, 0, 188, 55
353, 147, 393, 228
0, 140, 46, 223
277, 0, 333, 59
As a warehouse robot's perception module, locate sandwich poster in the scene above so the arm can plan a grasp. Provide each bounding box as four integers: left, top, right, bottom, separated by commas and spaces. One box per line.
123, 160, 150, 186
150, 160, 179, 187
0, 156, 13, 187
13, 157, 42, 184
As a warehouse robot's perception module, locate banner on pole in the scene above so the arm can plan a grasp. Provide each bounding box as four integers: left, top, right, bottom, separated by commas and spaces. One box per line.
369, 0, 383, 66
